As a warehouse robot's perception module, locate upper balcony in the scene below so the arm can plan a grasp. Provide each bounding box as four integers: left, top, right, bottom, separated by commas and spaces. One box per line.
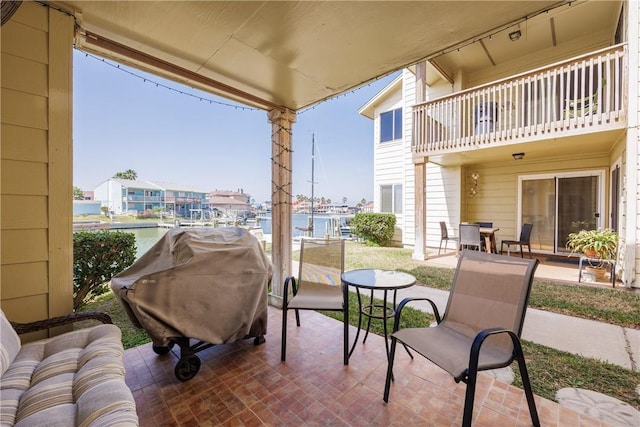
412, 45, 627, 159
126, 195, 162, 203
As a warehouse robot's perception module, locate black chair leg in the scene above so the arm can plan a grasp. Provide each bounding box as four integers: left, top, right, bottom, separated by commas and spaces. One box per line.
462, 369, 478, 427
520, 245, 524, 258
343, 300, 349, 365
383, 336, 399, 402
281, 308, 287, 361
514, 341, 541, 426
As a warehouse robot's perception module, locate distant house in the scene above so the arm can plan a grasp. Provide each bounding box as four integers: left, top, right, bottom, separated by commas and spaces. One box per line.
94, 179, 207, 217
207, 189, 252, 216
361, 201, 374, 213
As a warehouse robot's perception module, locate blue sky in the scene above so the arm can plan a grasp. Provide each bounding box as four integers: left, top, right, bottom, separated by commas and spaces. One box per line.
73, 50, 399, 205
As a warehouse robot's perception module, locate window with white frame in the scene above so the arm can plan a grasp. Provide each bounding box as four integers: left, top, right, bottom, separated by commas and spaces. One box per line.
380, 184, 402, 214
380, 108, 402, 142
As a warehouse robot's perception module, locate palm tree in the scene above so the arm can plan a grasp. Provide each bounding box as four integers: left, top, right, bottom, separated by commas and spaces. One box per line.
113, 169, 138, 180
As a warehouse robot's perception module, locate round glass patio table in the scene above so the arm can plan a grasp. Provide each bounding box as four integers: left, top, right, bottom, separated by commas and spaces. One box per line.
341, 269, 416, 361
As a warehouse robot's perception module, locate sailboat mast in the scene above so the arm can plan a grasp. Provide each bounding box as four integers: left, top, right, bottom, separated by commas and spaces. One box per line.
309, 133, 315, 235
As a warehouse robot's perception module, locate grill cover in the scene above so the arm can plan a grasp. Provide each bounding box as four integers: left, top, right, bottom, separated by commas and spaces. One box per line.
111, 227, 271, 347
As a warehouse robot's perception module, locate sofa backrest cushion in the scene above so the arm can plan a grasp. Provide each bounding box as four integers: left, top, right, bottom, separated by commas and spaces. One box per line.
0, 309, 21, 376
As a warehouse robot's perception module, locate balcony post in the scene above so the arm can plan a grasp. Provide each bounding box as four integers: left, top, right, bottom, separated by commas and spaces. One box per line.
413, 62, 427, 260
413, 157, 427, 260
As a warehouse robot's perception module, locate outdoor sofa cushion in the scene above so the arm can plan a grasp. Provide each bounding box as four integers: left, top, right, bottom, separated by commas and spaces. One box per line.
0, 309, 138, 426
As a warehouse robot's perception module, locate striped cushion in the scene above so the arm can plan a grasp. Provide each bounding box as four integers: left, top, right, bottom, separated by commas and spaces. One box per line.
0, 310, 21, 377
0, 322, 138, 426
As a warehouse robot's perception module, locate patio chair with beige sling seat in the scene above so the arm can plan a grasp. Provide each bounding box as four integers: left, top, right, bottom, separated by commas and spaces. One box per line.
281, 238, 349, 364
501, 223, 534, 258
383, 250, 540, 427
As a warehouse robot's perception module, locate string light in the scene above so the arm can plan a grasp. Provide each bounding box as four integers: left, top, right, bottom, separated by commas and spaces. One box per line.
298, 76, 388, 115
78, 49, 261, 112
270, 122, 293, 204
81, 46, 386, 117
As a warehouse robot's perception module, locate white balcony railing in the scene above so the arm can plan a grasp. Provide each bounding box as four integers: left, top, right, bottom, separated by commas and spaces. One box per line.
413, 45, 627, 156
127, 196, 162, 202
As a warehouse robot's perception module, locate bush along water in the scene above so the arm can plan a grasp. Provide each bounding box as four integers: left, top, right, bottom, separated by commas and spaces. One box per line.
350, 213, 396, 246
73, 230, 136, 309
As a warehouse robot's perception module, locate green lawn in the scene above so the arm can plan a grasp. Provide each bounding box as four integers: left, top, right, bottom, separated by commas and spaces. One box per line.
85, 241, 640, 410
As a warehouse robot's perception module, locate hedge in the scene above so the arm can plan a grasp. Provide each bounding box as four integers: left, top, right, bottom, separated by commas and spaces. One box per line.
73, 230, 136, 310
350, 212, 396, 246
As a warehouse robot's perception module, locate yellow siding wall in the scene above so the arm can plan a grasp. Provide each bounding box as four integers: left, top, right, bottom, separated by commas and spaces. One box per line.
1, 2, 74, 323
463, 155, 611, 242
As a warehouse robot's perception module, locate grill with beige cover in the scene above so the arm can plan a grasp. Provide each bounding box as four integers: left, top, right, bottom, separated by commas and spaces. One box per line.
111, 227, 272, 381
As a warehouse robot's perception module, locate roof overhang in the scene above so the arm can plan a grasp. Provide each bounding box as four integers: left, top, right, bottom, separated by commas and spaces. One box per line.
48, 0, 569, 111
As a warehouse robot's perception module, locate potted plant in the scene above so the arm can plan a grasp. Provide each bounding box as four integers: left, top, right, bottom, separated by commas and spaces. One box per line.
566, 228, 619, 260
566, 229, 618, 282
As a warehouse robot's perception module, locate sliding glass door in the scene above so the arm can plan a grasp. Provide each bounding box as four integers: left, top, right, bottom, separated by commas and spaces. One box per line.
519, 171, 604, 254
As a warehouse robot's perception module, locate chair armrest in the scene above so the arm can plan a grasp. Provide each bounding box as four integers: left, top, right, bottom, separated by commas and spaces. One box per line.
462, 327, 521, 382
282, 276, 297, 305
10, 311, 112, 335
393, 297, 442, 333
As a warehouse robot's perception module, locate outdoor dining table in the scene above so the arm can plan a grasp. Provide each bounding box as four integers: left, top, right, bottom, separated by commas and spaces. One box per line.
480, 227, 500, 253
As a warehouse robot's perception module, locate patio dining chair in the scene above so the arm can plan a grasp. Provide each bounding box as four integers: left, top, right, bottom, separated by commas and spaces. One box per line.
501, 223, 534, 258
459, 223, 485, 252
383, 250, 540, 427
475, 221, 493, 228
438, 222, 459, 255
281, 238, 349, 364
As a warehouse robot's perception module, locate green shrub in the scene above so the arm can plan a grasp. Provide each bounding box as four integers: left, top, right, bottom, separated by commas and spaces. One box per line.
73, 231, 136, 310
350, 213, 396, 246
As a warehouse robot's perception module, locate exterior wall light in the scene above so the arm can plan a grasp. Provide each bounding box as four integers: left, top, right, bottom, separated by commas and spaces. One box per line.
512, 152, 525, 160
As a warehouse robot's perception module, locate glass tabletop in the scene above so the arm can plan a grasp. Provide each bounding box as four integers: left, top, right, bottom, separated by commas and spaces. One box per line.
341, 269, 416, 290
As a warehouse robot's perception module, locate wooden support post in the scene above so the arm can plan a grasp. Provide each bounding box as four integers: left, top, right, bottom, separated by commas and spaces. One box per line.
268, 109, 296, 306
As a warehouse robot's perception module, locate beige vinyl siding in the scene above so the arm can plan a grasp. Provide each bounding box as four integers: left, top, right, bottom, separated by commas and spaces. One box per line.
462, 155, 610, 243
1, 2, 74, 323
373, 96, 403, 192
425, 164, 462, 250
373, 85, 404, 244
1, 125, 48, 162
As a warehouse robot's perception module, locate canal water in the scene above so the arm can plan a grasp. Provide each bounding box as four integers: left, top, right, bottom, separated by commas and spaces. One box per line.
258, 213, 349, 239
121, 227, 169, 259
120, 213, 350, 259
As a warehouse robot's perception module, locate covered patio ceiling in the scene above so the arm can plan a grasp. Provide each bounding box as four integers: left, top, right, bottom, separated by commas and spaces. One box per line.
51, 0, 568, 111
